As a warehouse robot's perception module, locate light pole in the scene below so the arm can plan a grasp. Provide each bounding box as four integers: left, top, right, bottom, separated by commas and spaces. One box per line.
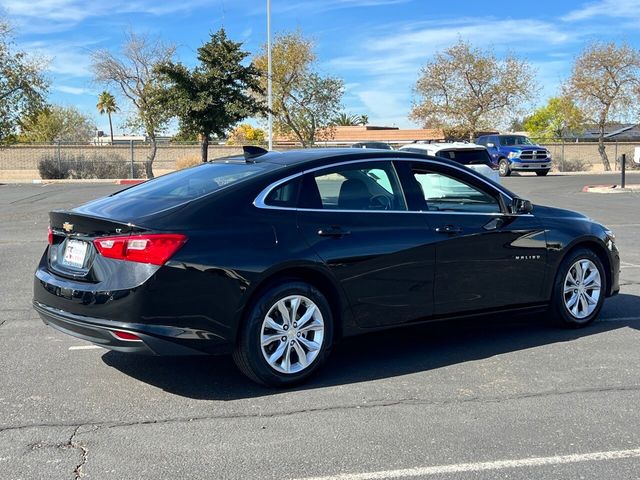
267, 0, 273, 150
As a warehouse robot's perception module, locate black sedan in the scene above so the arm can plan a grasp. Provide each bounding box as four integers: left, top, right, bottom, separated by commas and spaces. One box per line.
33, 148, 620, 386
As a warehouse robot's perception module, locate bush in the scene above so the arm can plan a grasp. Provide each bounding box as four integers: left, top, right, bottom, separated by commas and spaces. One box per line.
554, 156, 591, 172
38, 152, 144, 179
175, 153, 203, 170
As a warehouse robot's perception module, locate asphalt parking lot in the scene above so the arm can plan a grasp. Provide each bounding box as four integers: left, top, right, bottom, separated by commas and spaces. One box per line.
1, 172, 640, 480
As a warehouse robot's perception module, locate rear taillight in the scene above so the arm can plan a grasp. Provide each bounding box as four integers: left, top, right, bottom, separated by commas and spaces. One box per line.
93, 234, 187, 265
47, 226, 53, 245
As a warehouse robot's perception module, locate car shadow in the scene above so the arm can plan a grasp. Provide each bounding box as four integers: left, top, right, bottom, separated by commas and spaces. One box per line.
101, 293, 640, 400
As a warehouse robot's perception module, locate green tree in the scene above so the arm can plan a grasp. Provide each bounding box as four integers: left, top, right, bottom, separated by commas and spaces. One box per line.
157, 29, 265, 162
567, 42, 640, 170
523, 96, 585, 140
19, 105, 95, 143
254, 31, 344, 147
0, 20, 48, 144
92, 32, 175, 178
96, 91, 118, 143
410, 40, 537, 141
332, 112, 360, 126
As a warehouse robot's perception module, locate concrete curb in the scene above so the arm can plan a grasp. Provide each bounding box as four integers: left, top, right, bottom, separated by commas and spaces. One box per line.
582, 184, 640, 193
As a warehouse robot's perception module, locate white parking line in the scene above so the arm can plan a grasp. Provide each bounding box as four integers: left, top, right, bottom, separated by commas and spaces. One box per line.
296, 448, 640, 480
68, 345, 104, 351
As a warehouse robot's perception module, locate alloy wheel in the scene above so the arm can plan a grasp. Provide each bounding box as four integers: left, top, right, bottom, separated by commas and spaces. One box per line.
563, 259, 601, 319
260, 295, 325, 374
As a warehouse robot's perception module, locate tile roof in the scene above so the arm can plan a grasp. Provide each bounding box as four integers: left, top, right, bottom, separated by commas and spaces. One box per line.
275, 125, 445, 145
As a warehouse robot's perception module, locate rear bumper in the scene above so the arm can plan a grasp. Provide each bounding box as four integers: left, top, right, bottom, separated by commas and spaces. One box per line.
34, 301, 208, 355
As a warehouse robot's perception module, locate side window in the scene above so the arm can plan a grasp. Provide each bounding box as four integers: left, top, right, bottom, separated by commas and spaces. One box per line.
264, 178, 299, 208
476, 137, 486, 146
301, 162, 407, 211
412, 169, 501, 213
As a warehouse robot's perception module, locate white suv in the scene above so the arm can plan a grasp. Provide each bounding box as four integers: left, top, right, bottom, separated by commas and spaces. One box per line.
398, 141, 501, 183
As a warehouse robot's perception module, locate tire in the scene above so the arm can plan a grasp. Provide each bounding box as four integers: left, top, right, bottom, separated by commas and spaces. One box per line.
536, 170, 549, 176
233, 281, 333, 387
549, 248, 606, 328
498, 158, 511, 177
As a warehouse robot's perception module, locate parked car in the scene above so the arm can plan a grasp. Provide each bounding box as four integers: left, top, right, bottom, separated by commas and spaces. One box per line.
399, 141, 500, 183
351, 142, 393, 150
34, 147, 619, 386
475, 134, 552, 177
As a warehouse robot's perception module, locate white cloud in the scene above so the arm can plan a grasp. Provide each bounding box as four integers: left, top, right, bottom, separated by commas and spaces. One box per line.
562, 0, 640, 21
2, 0, 213, 32
53, 85, 92, 95
21, 39, 95, 78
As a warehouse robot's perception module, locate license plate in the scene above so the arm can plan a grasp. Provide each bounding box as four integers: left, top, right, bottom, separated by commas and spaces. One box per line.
62, 239, 88, 269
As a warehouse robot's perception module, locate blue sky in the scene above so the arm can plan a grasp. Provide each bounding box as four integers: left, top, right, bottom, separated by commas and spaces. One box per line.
3, 0, 639, 134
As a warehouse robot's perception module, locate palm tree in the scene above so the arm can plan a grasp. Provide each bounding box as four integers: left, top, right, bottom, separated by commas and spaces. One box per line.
358, 114, 369, 126
332, 112, 360, 126
96, 91, 118, 143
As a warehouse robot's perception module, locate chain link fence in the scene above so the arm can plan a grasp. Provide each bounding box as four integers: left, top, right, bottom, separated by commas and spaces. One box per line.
1, 139, 639, 180
0, 142, 249, 180
529, 138, 640, 172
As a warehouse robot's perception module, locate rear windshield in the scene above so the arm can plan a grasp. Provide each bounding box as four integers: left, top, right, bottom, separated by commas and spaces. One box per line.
435, 149, 492, 166
114, 161, 274, 202
74, 160, 282, 221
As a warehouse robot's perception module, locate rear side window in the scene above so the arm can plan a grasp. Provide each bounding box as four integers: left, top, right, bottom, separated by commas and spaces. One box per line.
299, 161, 407, 211
264, 178, 300, 208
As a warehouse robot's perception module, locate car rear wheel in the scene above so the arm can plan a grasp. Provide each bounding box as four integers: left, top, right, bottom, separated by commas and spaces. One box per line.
550, 248, 605, 328
233, 281, 333, 387
498, 159, 511, 177
536, 170, 549, 176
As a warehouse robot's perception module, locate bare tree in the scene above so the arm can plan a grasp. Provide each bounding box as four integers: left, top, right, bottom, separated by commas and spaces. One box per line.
254, 31, 344, 147
92, 32, 174, 178
410, 40, 537, 141
566, 42, 640, 171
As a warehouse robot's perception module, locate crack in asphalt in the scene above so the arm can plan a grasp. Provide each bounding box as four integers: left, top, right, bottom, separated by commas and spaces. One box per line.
2, 384, 639, 435
68, 425, 88, 479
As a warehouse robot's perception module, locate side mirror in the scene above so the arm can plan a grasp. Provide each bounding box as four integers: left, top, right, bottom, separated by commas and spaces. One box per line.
486, 142, 495, 148
511, 197, 533, 214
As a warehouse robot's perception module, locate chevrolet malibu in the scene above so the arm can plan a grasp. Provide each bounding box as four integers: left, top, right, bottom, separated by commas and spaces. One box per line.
33, 148, 620, 386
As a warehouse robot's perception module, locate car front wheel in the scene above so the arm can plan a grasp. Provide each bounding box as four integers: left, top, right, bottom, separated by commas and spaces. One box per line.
499, 159, 511, 177
550, 248, 605, 328
233, 281, 333, 387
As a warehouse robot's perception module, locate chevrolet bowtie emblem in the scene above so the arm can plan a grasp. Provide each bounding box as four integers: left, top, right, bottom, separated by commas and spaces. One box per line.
62, 222, 74, 233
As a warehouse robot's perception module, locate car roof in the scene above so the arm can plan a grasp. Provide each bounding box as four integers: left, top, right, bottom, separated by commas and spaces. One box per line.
214, 148, 427, 168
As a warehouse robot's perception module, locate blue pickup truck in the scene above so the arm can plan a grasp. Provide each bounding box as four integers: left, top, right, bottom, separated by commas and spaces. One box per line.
475, 134, 552, 177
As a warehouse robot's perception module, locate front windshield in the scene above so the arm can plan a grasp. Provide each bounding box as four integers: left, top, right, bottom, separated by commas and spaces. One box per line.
500, 135, 533, 146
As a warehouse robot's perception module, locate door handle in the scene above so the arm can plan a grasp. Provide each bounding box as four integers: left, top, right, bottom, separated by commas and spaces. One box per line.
317, 227, 351, 238
435, 225, 463, 234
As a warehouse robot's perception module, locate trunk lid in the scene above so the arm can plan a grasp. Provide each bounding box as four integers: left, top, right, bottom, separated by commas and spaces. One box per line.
48, 211, 149, 281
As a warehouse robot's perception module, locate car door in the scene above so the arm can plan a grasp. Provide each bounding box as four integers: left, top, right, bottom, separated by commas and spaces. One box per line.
398, 160, 548, 316
295, 160, 437, 328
